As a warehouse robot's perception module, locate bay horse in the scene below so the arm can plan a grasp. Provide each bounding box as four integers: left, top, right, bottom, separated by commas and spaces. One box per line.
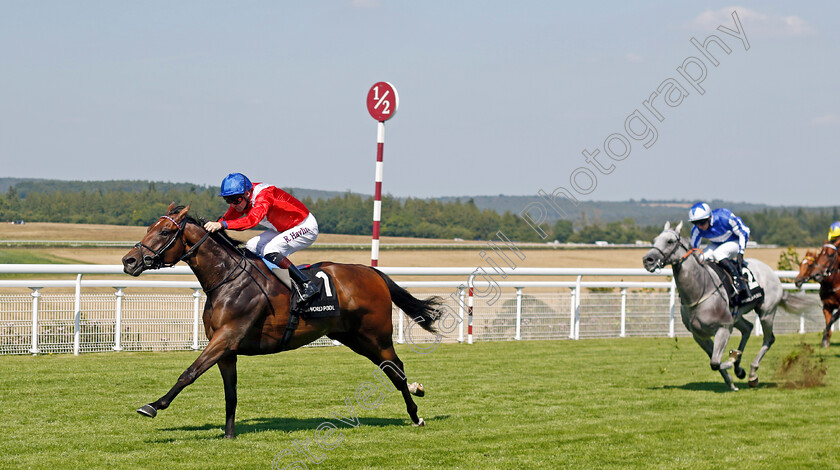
806, 239, 840, 347
121, 204, 440, 438
642, 221, 815, 390
793, 250, 817, 289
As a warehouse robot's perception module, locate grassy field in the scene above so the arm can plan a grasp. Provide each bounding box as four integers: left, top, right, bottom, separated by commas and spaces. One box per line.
1, 335, 837, 469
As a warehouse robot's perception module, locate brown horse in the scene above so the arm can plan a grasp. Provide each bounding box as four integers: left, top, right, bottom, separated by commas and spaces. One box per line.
794, 250, 817, 288
807, 239, 840, 347
121, 204, 440, 438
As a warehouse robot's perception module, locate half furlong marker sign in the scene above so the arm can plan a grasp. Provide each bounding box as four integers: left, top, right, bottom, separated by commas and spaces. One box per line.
366, 81, 399, 267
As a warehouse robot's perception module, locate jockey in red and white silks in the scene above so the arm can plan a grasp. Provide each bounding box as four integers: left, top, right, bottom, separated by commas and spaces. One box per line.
219, 183, 319, 258
204, 173, 320, 304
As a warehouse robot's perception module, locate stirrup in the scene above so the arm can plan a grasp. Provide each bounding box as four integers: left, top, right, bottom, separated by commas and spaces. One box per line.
298, 281, 319, 303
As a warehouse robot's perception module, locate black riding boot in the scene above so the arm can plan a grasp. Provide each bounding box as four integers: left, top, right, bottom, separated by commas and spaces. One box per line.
264, 253, 320, 304
719, 258, 748, 305
288, 263, 320, 304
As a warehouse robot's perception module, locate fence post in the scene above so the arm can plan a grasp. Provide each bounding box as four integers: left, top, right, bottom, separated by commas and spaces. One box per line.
73, 274, 82, 356
29, 288, 41, 355
113, 288, 124, 351
569, 285, 576, 339
575, 276, 582, 340
799, 286, 806, 334
467, 274, 475, 345
620, 288, 627, 338
397, 309, 405, 344
515, 287, 522, 340
457, 287, 465, 343
192, 288, 202, 350
668, 279, 676, 338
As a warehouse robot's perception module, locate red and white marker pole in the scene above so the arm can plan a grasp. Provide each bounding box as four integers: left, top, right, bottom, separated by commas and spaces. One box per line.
372, 122, 385, 266
366, 81, 399, 267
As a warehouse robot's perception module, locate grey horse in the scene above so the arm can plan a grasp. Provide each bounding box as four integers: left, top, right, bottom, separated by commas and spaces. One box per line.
642, 221, 816, 391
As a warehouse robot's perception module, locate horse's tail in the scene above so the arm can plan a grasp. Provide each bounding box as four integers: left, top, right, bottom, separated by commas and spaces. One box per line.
779, 291, 820, 315
373, 268, 442, 333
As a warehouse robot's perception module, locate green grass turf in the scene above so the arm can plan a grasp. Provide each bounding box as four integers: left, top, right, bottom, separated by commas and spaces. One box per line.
0, 334, 838, 469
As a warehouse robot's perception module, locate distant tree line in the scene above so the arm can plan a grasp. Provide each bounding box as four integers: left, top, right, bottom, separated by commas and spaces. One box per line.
0, 180, 837, 245
0, 184, 549, 241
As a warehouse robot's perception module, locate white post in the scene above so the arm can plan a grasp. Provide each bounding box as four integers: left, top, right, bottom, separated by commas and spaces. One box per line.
467, 274, 475, 345
113, 288, 124, 351
668, 279, 676, 338
192, 288, 202, 350
799, 286, 806, 334
30, 288, 41, 355
569, 286, 576, 339
515, 287, 522, 340
620, 288, 627, 338
457, 288, 465, 343
574, 275, 582, 340
73, 274, 82, 356
397, 309, 405, 344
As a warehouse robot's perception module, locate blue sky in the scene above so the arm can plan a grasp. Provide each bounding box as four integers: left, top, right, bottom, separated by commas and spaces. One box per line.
0, 2, 836, 205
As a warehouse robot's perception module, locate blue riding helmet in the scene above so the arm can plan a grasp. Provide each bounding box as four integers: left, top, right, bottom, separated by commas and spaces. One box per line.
219, 173, 252, 197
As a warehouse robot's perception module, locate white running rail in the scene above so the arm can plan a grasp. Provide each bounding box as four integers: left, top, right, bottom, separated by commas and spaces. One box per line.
0, 265, 819, 355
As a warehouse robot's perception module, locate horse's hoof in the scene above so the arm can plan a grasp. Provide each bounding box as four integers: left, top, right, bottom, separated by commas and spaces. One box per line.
748, 378, 759, 388
822, 339, 830, 348
137, 404, 157, 418
735, 368, 746, 380
408, 382, 425, 397
412, 418, 425, 427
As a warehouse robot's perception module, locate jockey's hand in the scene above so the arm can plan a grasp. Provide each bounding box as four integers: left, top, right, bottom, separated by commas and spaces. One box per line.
204, 221, 223, 233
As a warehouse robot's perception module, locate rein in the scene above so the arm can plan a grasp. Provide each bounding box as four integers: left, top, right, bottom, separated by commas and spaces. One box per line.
816, 243, 840, 279
135, 215, 269, 293
649, 231, 697, 270
135, 218, 212, 270
654, 231, 727, 308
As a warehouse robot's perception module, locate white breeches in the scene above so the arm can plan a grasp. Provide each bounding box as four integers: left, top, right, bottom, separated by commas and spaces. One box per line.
245, 213, 319, 257
702, 241, 740, 263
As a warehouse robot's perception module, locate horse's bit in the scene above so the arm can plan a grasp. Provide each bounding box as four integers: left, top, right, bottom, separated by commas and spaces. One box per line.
818, 243, 839, 279
134, 216, 210, 270
649, 231, 693, 269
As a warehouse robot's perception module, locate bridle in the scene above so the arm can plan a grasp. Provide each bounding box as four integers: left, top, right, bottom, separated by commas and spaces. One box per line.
816, 243, 840, 279
133, 214, 271, 294
649, 230, 728, 308
798, 254, 816, 283
134, 215, 211, 270
648, 230, 695, 270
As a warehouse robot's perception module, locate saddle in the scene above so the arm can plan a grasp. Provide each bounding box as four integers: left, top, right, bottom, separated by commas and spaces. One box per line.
289, 263, 340, 319
708, 261, 764, 313
271, 262, 341, 351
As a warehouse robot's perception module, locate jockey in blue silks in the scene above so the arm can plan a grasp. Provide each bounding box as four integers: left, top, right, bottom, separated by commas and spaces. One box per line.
688, 202, 750, 305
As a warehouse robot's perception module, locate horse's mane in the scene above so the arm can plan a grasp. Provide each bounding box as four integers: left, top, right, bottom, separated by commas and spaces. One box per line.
167, 205, 260, 260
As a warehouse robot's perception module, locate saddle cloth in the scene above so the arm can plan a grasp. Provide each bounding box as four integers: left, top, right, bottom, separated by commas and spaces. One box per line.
294, 263, 340, 318
708, 262, 764, 310
261, 258, 340, 318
